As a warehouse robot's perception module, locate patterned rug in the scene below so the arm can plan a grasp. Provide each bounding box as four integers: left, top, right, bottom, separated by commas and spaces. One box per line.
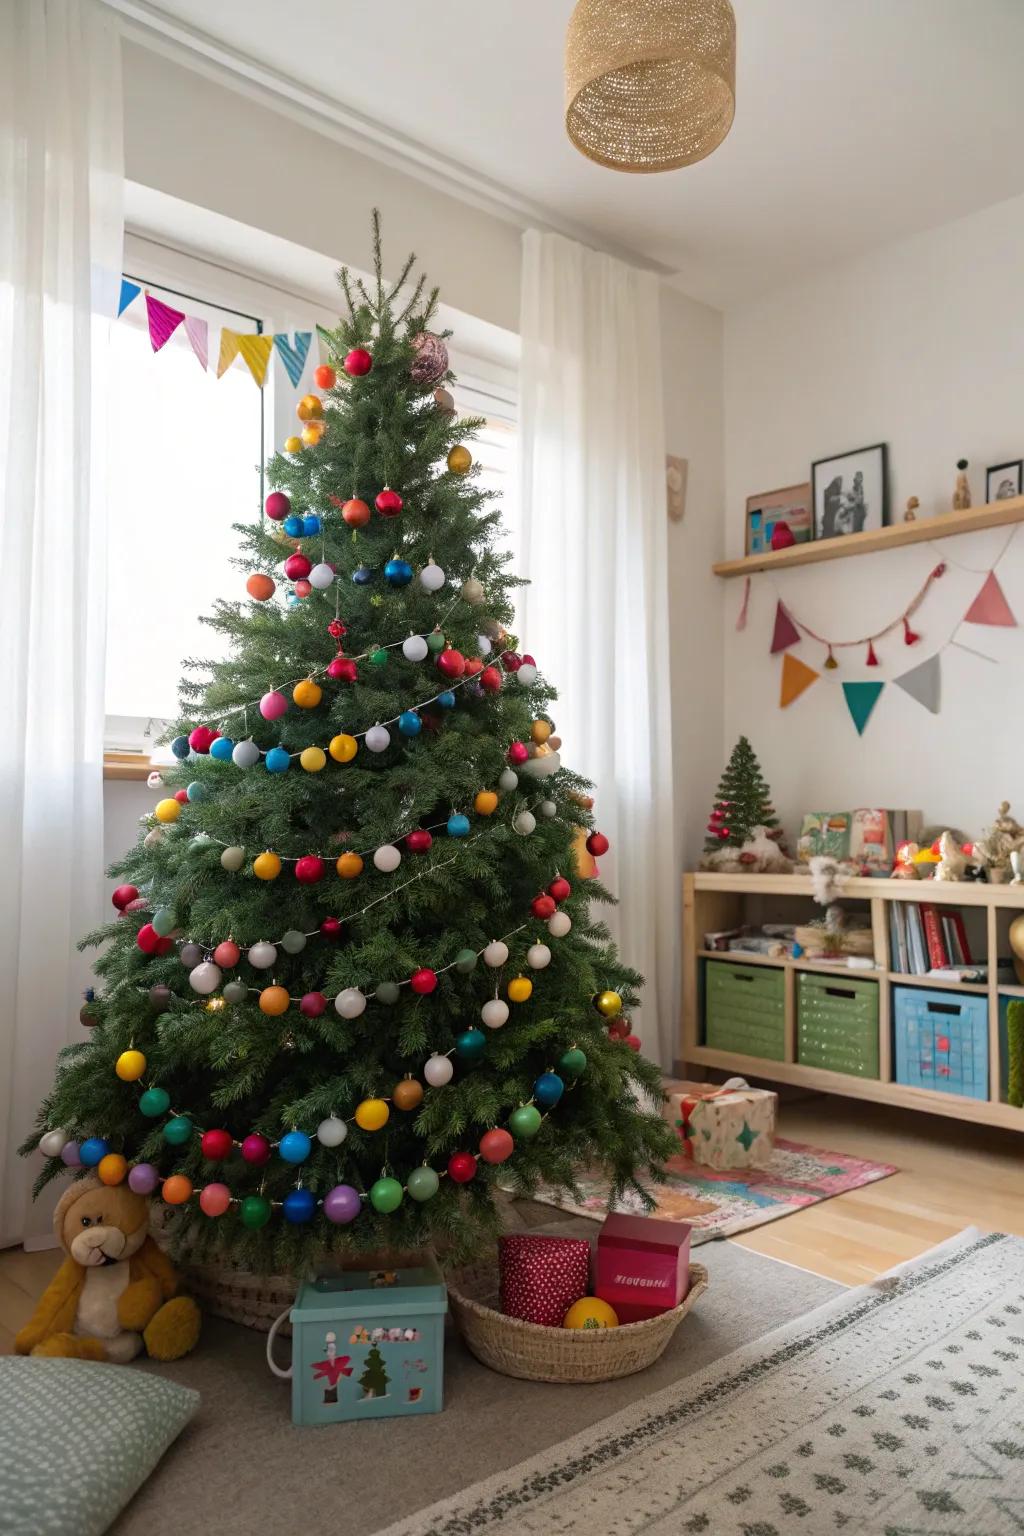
381, 1229, 1024, 1536
532, 1138, 897, 1243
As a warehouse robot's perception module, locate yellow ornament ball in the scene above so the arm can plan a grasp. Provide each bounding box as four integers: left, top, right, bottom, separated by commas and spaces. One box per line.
595, 990, 623, 1019
563, 1296, 619, 1330
154, 798, 181, 824
253, 850, 282, 881
115, 1049, 147, 1083
284, 434, 303, 454
293, 678, 322, 709
97, 1153, 129, 1188
354, 1097, 390, 1132
531, 719, 552, 745
301, 420, 326, 447
259, 985, 290, 1017
336, 851, 364, 879
329, 733, 358, 764
297, 394, 323, 421
447, 444, 472, 475
300, 746, 327, 773
508, 975, 533, 1003
474, 790, 499, 816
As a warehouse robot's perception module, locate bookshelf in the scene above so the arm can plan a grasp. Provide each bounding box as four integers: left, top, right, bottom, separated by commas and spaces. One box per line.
682, 871, 1024, 1131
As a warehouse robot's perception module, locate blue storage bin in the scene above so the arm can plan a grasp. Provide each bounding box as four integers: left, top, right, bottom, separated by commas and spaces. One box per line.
893, 986, 988, 1100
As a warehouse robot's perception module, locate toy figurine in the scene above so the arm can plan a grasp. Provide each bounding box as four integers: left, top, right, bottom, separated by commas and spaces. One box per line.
952, 459, 971, 512
891, 841, 920, 879
904, 496, 919, 522
933, 830, 967, 881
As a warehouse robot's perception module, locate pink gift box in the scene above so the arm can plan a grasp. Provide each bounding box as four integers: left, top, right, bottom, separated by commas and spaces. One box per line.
594, 1213, 691, 1324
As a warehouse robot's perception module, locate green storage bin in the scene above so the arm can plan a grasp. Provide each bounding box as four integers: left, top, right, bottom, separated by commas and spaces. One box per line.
797, 972, 879, 1078
705, 961, 786, 1060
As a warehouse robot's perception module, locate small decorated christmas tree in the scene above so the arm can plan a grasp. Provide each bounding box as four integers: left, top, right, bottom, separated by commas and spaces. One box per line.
702, 737, 785, 855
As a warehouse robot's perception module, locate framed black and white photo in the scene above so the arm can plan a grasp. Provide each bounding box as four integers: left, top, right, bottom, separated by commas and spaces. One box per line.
986, 460, 1022, 503
811, 443, 888, 541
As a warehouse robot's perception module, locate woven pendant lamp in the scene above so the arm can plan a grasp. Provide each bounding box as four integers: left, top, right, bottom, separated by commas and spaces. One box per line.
565, 0, 736, 173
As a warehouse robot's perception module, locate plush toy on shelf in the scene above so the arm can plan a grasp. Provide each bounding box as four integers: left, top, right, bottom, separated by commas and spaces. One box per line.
15, 1177, 201, 1363
890, 841, 920, 879
933, 831, 968, 881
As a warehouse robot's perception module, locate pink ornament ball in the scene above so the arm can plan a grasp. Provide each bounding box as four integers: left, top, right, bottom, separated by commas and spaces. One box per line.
327, 656, 358, 682
284, 552, 312, 581
479, 1128, 514, 1165
200, 1182, 232, 1218
188, 725, 218, 754
174, 788, 189, 803
344, 347, 373, 377
295, 855, 325, 884
507, 742, 529, 765
300, 991, 328, 1018
294, 578, 312, 598
265, 491, 291, 521
124, 897, 148, 914
213, 940, 240, 969
410, 967, 438, 995
61, 1141, 82, 1168
409, 331, 449, 385
128, 1162, 159, 1195
241, 1133, 271, 1166
320, 916, 343, 939
112, 884, 138, 911
260, 689, 288, 721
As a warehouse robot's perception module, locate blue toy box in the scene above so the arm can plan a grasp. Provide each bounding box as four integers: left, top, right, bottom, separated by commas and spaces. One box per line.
893, 985, 989, 1100
267, 1257, 447, 1426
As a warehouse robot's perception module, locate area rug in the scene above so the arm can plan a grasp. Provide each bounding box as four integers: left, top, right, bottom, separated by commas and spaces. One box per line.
381, 1228, 1024, 1536
532, 1137, 898, 1242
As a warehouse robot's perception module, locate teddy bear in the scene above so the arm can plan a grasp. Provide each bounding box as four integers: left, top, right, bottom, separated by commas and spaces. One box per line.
15, 1175, 201, 1363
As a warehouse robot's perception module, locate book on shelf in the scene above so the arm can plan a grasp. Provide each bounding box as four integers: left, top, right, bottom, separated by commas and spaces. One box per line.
921, 904, 949, 970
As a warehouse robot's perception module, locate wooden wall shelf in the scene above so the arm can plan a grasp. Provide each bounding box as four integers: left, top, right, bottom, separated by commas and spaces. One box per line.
103, 754, 156, 783
712, 493, 1024, 578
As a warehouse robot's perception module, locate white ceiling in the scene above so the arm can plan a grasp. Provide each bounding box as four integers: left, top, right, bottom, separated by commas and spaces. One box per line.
114, 0, 1024, 308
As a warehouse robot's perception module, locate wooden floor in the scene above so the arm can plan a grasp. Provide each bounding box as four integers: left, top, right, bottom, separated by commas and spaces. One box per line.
2, 1094, 1022, 1350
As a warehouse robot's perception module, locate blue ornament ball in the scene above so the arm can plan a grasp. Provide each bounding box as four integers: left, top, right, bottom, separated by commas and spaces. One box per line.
265, 747, 291, 774
283, 515, 304, 537
447, 813, 471, 838
352, 565, 374, 587
455, 1027, 486, 1062
279, 1130, 312, 1165
436, 691, 456, 710
287, 593, 300, 607
209, 736, 234, 762
383, 558, 413, 587
186, 781, 208, 803
170, 736, 190, 760
302, 514, 321, 536
533, 1071, 565, 1108
79, 1137, 110, 1167
398, 711, 422, 737
282, 1187, 317, 1224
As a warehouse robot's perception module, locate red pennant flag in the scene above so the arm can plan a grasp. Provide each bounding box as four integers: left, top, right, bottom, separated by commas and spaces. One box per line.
964, 571, 1016, 627
770, 601, 801, 654
145, 294, 185, 353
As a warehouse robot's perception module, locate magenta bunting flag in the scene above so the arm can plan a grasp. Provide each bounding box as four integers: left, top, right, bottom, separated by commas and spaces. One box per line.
735, 575, 751, 632
770, 600, 801, 654
145, 294, 185, 353
963, 571, 1016, 627
184, 315, 208, 371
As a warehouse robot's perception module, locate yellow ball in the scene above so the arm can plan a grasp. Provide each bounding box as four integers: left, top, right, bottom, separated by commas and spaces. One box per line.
595, 990, 623, 1019
300, 746, 327, 773
297, 394, 323, 421
253, 850, 282, 881
531, 719, 552, 744
508, 976, 533, 1003
329, 733, 358, 764
98, 1153, 129, 1187
563, 1296, 619, 1330
154, 798, 181, 824
259, 985, 290, 1017
301, 420, 326, 447
336, 852, 364, 879
293, 678, 322, 709
284, 435, 303, 454
354, 1097, 390, 1132
447, 444, 472, 475
115, 1049, 147, 1083
474, 790, 499, 816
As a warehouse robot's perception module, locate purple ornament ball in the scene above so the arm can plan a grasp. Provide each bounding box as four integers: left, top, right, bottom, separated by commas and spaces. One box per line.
323, 1184, 361, 1225
60, 1141, 82, 1168
410, 331, 449, 385
128, 1162, 160, 1195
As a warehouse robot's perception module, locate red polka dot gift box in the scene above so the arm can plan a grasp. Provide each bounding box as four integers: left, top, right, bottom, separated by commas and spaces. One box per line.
498, 1234, 590, 1327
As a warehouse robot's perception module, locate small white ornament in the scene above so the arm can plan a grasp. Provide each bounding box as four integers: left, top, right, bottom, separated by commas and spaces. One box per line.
144, 828, 165, 850
220, 845, 246, 872
373, 844, 402, 873
547, 911, 572, 938
402, 634, 428, 662
189, 961, 222, 995
516, 663, 538, 687
539, 800, 557, 818
527, 942, 552, 969
247, 941, 277, 970
424, 1053, 454, 1087
498, 769, 519, 792
419, 561, 446, 593
232, 739, 260, 769
460, 577, 485, 605
483, 940, 509, 968
476, 634, 491, 657
481, 998, 510, 1029
335, 987, 367, 1019
309, 562, 335, 590
365, 724, 391, 753
513, 810, 536, 836
38, 1129, 67, 1158
316, 1116, 348, 1148
146, 771, 164, 790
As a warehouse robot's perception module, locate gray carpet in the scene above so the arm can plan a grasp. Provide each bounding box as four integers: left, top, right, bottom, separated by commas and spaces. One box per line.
113, 1226, 839, 1536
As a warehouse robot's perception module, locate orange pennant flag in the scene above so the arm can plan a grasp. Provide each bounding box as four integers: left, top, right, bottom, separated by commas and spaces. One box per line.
780, 652, 820, 708
237, 334, 274, 388
217, 329, 240, 378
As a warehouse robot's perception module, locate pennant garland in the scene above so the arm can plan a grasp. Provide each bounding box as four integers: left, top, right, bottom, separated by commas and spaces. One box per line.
274, 332, 312, 388
118, 278, 141, 317
145, 294, 185, 354
183, 315, 208, 372
893, 653, 941, 715
735, 575, 751, 632
770, 601, 801, 654
217, 329, 241, 379
842, 681, 884, 736
963, 570, 1016, 627
236, 334, 275, 388
779, 653, 819, 708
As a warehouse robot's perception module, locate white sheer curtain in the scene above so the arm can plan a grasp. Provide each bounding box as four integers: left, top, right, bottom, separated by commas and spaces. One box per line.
0, 0, 123, 1246
517, 230, 676, 1067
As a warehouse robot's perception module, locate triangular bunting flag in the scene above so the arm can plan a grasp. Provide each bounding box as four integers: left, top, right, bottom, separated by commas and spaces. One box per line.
893, 652, 941, 714
184, 315, 208, 372
780, 653, 820, 708
842, 680, 884, 736
964, 570, 1017, 627
735, 575, 751, 632
770, 600, 801, 654
273, 331, 312, 388
217, 329, 241, 378
118, 278, 141, 316
145, 294, 185, 353
237, 333, 274, 388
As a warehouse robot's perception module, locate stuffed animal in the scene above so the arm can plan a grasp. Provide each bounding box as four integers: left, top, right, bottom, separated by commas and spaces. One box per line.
15, 1176, 200, 1363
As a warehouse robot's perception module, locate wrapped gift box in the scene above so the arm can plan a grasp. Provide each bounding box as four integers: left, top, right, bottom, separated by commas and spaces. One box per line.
498, 1234, 590, 1327
664, 1077, 777, 1170
594, 1213, 691, 1323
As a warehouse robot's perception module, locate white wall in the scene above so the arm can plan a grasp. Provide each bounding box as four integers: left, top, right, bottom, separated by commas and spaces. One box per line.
722, 193, 1024, 841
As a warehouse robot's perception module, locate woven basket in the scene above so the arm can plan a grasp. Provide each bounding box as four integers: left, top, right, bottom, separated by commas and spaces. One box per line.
445, 1261, 708, 1383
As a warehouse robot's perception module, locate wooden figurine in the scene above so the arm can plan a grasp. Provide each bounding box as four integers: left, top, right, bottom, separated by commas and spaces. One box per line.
904, 496, 919, 522
952, 459, 971, 511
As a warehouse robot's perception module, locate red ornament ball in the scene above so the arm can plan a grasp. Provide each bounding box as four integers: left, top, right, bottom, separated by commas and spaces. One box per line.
327, 656, 358, 682
507, 742, 529, 765
247, 573, 275, 602
410, 968, 438, 995
213, 940, 240, 969
479, 666, 502, 693
406, 829, 433, 854
716, 826, 730, 841
479, 1128, 514, 1165
548, 876, 571, 903
531, 894, 556, 920
328, 619, 346, 640
241, 1133, 271, 1166
464, 657, 484, 678
436, 648, 466, 679
295, 855, 325, 885
284, 552, 312, 581
294, 578, 312, 599
200, 1128, 233, 1161
136, 923, 159, 954
341, 497, 371, 528
320, 916, 343, 939
265, 491, 290, 521
586, 831, 609, 857
173, 788, 189, 804
626, 1034, 642, 1052
300, 991, 328, 1018
375, 488, 403, 518
500, 650, 522, 672
447, 1151, 477, 1184
520, 654, 536, 666
607, 1017, 631, 1041
188, 725, 218, 754
112, 884, 138, 911
344, 347, 373, 376
313, 364, 336, 390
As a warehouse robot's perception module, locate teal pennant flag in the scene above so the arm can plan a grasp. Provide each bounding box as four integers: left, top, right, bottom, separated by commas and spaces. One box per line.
842, 680, 884, 736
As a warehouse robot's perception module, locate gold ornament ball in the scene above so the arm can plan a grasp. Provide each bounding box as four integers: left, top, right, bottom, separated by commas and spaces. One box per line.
354, 1097, 390, 1132
154, 798, 181, 824
508, 975, 533, 1003
115, 1049, 147, 1082
292, 677, 322, 709
296, 394, 323, 422
253, 850, 282, 881
531, 719, 552, 744
1010, 914, 1024, 983
336, 851, 364, 879
329, 733, 358, 763
301, 420, 326, 447
594, 989, 623, 1018
392, 1078, 424, 1112
284, 434, 303, 454
563, 1296, 619, 1330
300, 746, 327, 772
474, 790, 499, 816
97, 1153, 129, 1188
447, 444, 472, 475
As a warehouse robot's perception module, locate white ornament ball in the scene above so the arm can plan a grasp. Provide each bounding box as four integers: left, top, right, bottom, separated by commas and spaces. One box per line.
424, 1053, 454, 1087
334, 987, 367, 1019
513, 810, 536, 836
517, 663, 538, 687
365, 724, 391, 753
232, 739, 260, 769
481, 998, 509, 1029
144, 828, 165, 850
461, 577, 485, 605
477, 634, 491, 657
419, 562, 446, 593
247, 941, 278, 970
483, 940, 509, 968
402, 634, 428, 662
547, 911, 572, 938
220, 845, 246, 872
539, 800, 557, 818
309, 562, 335, 590
527, 942, 552, 969
189, 961, 222, 996
317, 1116, 348, 1148
373, 844, 402, 874
38, 1128, 67, 1158
498, 769, 519, 792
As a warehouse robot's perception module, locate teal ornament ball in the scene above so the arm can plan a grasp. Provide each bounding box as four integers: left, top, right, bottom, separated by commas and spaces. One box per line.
240, 1194, 272, 1229
447, 814, 470, 837
369, 1176, 404, 1214
139, 1087, 171, 1118
151, 907, 176, 937
559, 1047, 587, 1079
509, 1104, 543, 1140
186, 781, 208, 803
455, 1027, 486, 1062
375, 981, 400, 1005
398, 710, 422, 737
436, 690, 456, 709
407, 1166, 440, 1203
163, 1115, 193, 1146
533, 1072, 564, 1108
454, 947, 478, 974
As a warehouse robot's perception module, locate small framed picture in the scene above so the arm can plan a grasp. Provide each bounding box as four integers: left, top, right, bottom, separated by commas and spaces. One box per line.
986, 460, 1022, 503
811, 443, 888, 540
744, 482, 812, 555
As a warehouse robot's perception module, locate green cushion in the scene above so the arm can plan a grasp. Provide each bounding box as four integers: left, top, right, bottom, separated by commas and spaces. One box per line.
0, 1358, 198, 1535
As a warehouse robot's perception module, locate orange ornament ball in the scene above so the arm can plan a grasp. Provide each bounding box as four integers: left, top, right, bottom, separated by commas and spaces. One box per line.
314, 364, 337, 389
296, 394, 324, 422
292, 678, 322, 709
247, 573, 275, 602
162, 1174, 194, 1206
474, 790, 499, 816
336, 852, 364, 879
392, 1078, 424, 1112
259, 985, 290, 1017
97, 1153, 128, 1187
341, 497, 371, 528
301, 421, 326, 447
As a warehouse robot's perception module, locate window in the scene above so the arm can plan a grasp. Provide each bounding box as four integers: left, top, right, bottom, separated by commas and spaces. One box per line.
452, 367, 520, 602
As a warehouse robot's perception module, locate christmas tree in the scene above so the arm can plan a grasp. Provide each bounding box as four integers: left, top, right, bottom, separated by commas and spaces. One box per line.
358, 1343, 390, 1399
23, 215, 672, 1270
703, 736, 783, 854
